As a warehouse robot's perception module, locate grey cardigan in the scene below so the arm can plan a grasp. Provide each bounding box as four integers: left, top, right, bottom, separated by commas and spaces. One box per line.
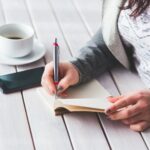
70, 0, 133, 84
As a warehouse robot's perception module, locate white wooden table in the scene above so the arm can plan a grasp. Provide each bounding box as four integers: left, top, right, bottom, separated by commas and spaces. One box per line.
0, 0, 150, 149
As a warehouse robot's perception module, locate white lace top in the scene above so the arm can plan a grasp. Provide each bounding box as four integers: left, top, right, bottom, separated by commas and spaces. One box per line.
118, 2, 150, 88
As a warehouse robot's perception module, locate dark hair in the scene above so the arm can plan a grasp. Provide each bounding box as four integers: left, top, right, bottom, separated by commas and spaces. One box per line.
122, 0, 150, 17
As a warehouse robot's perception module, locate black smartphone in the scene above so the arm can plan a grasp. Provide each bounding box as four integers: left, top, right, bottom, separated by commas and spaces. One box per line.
0, 67, 44, 94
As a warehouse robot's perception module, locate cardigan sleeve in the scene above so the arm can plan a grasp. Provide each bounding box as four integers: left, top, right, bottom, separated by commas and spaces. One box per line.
69, 28, 119, 85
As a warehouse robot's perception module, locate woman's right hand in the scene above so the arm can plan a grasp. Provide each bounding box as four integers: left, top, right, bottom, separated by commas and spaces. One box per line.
41, 61, 80, 95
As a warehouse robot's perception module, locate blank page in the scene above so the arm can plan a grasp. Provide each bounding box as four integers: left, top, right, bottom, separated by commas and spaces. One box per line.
59, 80, 111, 109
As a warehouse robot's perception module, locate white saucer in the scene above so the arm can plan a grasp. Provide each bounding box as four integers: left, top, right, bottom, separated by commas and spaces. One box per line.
0, 39, 46, 65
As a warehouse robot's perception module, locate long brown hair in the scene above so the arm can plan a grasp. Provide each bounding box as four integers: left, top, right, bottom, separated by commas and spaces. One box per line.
123, 0, 150, 17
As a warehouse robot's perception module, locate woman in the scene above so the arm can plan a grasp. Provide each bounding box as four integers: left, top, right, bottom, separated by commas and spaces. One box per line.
41, 0, 150, 131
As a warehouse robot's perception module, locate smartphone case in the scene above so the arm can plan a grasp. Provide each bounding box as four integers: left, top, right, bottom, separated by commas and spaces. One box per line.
0, 67, 44, 94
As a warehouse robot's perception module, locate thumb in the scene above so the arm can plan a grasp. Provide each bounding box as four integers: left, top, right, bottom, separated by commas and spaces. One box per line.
57, 75, 71, 94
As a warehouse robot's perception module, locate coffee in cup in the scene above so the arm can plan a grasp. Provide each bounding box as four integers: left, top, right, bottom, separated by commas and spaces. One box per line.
0, 23, 34, 58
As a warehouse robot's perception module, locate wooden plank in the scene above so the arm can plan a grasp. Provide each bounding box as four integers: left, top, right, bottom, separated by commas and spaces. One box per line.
48, 0, 113, 149
25, 0, 71, 62
0, 1, 34, 150
1, 0, 72, 149
62, 0, 148, 149
72, 0, 102, 35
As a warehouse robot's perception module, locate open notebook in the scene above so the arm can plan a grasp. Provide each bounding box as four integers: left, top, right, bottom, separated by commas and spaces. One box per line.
37, 80, 111, 115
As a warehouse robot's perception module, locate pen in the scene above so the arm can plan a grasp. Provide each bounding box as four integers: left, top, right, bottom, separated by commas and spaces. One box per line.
53, 38, 59, 95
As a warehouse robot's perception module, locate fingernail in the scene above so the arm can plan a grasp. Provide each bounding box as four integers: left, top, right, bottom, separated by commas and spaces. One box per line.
105, 109, 111, 114
57, 86, 64, 93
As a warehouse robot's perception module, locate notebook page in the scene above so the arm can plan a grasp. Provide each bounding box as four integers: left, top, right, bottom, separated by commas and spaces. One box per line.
37, 80, 111, 111
59, 98, 110, 109
59, 80, 111, 109
37, 87, 72, 108
37, 88, 56, 113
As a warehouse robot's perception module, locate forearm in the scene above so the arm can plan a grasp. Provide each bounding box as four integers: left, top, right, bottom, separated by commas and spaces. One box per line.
70, 29, 118, 84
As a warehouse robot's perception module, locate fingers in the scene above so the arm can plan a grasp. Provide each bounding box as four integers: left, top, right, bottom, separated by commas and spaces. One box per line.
57, 63, 79, 94
130, 121, 150, 132
105, 95, 124, 114
107, 96, 124, 103
41, 76, 55, 95
58, 91, 68, 97
122, 109, 150, 125
41, 62, 78, 95
121, 113, 143, 125
122, 120, 150, 132
108, 102, 142, 120
41, 63, 56, 94
106, 93, 141, 114
105, 91, 150, 131
57, 73, 72, 94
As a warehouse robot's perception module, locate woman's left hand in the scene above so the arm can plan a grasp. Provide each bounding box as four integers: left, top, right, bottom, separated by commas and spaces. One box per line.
105, 90, 150, 132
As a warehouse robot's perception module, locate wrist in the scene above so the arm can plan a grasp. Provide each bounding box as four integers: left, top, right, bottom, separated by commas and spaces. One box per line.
69, 62, 80, 85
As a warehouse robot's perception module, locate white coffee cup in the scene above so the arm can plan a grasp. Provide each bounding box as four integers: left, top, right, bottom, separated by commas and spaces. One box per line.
0, 23, 34, 58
